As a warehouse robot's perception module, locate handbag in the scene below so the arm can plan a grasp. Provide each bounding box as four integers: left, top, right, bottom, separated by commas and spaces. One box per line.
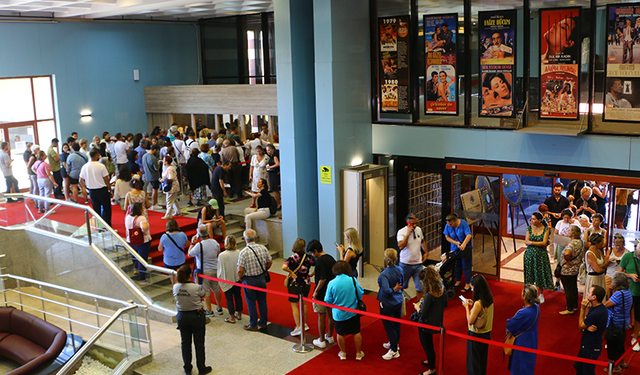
160, 179, 172, 192
605, 290, 628, 341
504, 305, 539, 356
248, 245, 270, 283
284, 254, 306, 287
555, 243, 581, 279
352, 277, 366, 312
128, 216, 144, 246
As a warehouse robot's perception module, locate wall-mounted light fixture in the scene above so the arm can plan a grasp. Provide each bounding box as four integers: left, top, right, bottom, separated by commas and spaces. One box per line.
80, 110, 92, 122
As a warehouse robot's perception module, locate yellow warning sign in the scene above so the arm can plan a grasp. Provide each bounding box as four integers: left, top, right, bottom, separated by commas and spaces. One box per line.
320, 166, 331, 184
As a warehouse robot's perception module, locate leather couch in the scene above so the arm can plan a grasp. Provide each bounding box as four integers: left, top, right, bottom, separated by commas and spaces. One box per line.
0, 307, 67, 375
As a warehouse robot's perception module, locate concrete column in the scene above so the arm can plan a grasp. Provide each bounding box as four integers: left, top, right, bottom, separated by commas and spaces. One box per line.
313, 0, 372, 256
274, 0, 320, 256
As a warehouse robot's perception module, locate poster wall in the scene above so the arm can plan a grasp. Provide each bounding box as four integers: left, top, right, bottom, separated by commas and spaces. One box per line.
379, 16, 410, 113
604, 4, 640, 122
539, 7, 580, 120
424, 13, 458, 115
479, 10, 516, 118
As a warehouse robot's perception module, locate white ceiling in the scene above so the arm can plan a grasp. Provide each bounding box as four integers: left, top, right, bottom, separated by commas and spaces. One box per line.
0, 0, 274, 21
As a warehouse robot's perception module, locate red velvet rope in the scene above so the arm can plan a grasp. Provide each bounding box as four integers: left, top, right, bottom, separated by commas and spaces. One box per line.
197, 273, 611, 367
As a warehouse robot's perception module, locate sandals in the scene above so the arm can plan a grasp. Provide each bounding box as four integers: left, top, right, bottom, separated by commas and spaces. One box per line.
460, 286, 471, 293
234, 313, 242, 320
224, 317, 236, 324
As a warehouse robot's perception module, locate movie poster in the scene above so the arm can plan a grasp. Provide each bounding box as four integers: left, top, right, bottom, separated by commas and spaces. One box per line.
479, 10, 516, 117
539, 7, 580, 120
379, 16, 410, 113
604, 4, 640, 122
424, 13, 458, 115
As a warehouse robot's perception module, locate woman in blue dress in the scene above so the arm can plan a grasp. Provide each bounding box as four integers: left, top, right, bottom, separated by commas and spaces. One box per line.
506, 284, 540, 375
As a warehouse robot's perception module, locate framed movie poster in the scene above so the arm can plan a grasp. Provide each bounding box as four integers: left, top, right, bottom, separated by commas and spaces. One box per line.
479, 10, 516, 118
379, 16, 411, 113
604, 4, 640, 122
424, 13, 458, 115
539, 7, 581, 120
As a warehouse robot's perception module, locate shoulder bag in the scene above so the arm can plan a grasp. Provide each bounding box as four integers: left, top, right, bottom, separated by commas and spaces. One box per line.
351, 277, 366, 312
248, 245, 270, 283
474, 305, 488, 330
284, 254, 306, 287
504, 305, 539, 356
165, 232, 186, 253
554, 240, 582, 278
128, 216, 145, 246
604, 290, 627, 341
192, 242, 204, 285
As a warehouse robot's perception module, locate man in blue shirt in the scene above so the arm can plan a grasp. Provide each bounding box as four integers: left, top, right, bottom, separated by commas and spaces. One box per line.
575, 285, 608, 375
443, 213, 473, 293
66, 143, 89, 203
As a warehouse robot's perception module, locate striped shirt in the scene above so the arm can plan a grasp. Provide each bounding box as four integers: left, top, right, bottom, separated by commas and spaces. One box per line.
607, 289, 633, 329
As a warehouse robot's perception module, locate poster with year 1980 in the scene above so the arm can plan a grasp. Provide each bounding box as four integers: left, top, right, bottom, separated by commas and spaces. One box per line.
379, 16, 410, 113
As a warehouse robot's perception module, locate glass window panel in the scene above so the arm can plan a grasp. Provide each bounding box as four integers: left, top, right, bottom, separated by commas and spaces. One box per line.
0, 78, 34, 124
37, 120, 57, 152
33, 77, 54, 121
7, 125, 35, 191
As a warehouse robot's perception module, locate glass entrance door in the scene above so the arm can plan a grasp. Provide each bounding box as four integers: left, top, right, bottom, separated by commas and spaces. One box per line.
1, 125, 35, 192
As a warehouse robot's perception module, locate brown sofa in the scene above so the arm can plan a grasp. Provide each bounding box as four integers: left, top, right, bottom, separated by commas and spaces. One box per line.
0, 307, 67, 375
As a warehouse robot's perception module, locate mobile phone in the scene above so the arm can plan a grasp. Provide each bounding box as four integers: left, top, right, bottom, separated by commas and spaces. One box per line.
334, 242, 339, 248
458, 295, 468, 303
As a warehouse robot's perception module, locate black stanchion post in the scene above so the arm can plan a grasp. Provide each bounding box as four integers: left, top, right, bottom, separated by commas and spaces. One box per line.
292, 294, 313, 353
438, 326, 445, 374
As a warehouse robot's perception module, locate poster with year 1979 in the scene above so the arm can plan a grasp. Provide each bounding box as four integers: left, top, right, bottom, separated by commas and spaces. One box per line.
379, 16, 410, 113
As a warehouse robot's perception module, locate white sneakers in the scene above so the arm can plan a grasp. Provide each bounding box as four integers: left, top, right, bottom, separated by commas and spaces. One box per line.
382, 342, 399, 350
382, 349, 400, 360
290, 327, 301, 336
539, 294, 545, 304
313, 338, 326, 348
355, 351, 365, 361
632, 337, 640, 352
325, 334, 335, 344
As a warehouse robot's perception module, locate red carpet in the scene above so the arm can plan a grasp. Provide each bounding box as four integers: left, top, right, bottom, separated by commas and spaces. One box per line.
287, 280, 640, 374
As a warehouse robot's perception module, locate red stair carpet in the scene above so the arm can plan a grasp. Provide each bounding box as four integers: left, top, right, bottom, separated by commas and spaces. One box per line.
287, 279, 639, 374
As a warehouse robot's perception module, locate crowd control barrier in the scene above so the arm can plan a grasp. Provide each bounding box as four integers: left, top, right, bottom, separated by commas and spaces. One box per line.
197, 272, 635, 375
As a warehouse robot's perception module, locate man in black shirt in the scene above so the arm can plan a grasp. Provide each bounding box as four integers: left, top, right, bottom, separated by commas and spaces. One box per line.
544, 182, 571, 228
308, 240, 336, 349
211, 161, 231, 217
574, 285, 608, 375
574, 186, 598, 219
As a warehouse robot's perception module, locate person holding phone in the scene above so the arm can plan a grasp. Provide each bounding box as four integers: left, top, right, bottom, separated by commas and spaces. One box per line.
444, 213, 473, 293
397, 214, 429, 302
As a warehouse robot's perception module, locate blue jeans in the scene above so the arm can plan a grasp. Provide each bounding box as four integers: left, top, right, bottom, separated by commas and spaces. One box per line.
131, 242, 150, 281
455, 255, 473, 285
400, 263, 424, 291
243, 275, 268, 328
380, 301, 402, 352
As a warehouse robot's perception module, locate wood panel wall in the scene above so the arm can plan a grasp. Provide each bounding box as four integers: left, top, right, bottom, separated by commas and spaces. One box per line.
144, 85, 278, 116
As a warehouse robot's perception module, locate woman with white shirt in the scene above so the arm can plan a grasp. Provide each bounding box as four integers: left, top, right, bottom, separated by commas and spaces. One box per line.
125, 202, 152, 282
606, 233, 628, 298
217, 235, 243, 323
554, 208, 574, 262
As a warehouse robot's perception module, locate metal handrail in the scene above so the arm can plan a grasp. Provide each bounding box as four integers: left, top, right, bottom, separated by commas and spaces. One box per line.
19, 193, 176, 276
57, 305, 139, 375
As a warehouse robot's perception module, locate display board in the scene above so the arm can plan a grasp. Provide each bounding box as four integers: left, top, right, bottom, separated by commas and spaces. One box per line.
379, 16, 411, 113
604, 4, 640, 122
479, 10, 516, 118
539, 7, 581, 120
424, 13, 458, 115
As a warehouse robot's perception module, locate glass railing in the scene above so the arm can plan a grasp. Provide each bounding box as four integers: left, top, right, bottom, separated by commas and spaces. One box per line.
1, 274, 152, 375
1, 193, 177, 315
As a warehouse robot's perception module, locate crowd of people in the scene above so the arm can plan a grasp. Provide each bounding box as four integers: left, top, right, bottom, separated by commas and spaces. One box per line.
1, 120, 281, 230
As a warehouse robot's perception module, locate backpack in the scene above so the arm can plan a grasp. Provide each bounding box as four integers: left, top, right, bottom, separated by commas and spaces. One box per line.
269, 194, 277, 216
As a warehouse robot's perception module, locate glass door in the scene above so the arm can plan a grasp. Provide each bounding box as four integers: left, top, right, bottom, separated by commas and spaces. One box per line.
451, 172, 502, 277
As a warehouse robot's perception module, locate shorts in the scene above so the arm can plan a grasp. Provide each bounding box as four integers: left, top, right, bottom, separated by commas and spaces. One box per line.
202, 269, 219, 296
199, 221, 218, 230
335, 314, 361, 336
69, 177, 79, 185
287, 284, 310, 303
313, 302, 328, 314
634, 296, 640, 321
149, 180, 160, 190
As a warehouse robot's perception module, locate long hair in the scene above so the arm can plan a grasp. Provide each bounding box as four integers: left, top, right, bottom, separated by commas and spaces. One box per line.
471, 275, 493, 308
344, 227, 363, 255
420, 266, 443, 298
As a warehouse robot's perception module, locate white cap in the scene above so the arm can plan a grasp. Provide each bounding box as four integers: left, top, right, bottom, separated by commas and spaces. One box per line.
32, 144, 40, 151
